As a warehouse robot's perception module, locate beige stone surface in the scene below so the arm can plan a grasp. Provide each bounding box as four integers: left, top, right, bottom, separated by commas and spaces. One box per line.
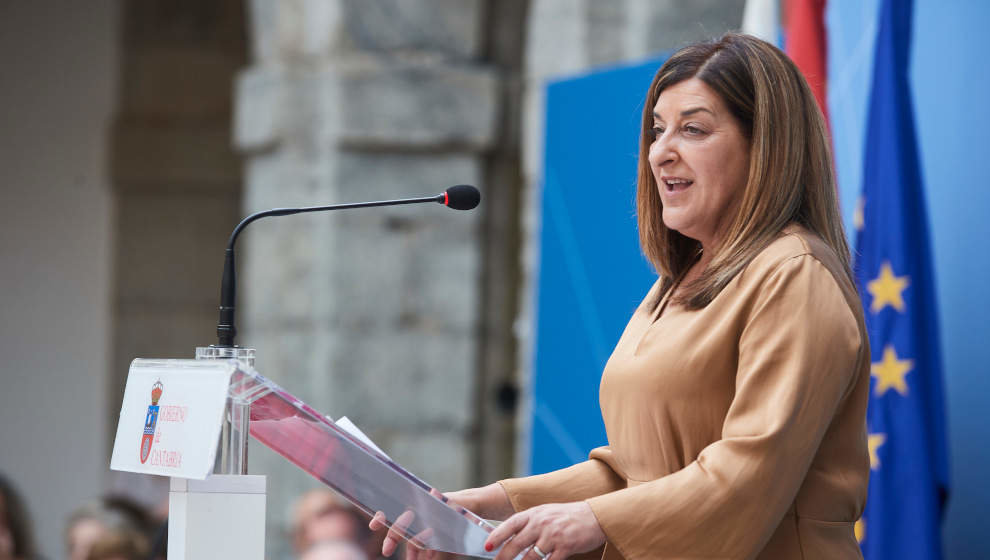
112, 121, 242, 190
115, 192, 238, 307
120, 48, 243, 119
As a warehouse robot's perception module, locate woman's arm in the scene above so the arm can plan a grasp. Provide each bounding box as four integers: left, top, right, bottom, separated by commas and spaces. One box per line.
498, 454, 626, 513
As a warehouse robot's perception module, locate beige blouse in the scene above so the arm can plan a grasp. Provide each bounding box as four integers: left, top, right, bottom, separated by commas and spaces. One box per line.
500, 226, 871, 560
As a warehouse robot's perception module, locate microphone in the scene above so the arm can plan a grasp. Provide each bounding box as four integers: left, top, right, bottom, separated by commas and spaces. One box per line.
443, 184, 481, 210
215, 185, 481, 348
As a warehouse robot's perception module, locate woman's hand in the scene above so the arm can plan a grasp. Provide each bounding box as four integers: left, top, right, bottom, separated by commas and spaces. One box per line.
484, 501, 606, 560
444, 483, 514, 522
370, 509, 440, 559
369, 484, 514, 559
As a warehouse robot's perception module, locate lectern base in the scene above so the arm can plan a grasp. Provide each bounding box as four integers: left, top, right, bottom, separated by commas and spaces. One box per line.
168, 475, 266, 560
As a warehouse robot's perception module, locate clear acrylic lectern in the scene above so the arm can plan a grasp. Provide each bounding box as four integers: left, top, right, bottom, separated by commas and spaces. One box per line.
220, 358, 498, 556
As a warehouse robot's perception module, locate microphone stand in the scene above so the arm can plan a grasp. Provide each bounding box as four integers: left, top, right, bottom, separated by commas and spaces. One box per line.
216, 193, 446, 349
199, 186, 478, 475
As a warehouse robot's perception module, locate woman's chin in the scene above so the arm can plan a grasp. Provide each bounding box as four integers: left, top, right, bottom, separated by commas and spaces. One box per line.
661, 211, 692, 235
662, 218, 707, 245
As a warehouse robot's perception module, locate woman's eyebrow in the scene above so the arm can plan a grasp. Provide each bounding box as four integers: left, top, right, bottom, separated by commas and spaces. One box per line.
680, 107, 714, 117
652, 107, 715, 120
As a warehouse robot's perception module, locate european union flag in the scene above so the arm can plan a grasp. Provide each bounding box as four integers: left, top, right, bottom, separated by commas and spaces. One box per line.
854, 0, 950, 558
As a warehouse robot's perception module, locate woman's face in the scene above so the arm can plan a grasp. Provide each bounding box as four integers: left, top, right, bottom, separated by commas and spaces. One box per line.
649, 77, 750, 249
68, 518, 106, 560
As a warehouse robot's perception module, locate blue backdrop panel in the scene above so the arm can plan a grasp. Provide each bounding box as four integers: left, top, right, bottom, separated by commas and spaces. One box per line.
529, 57, 665, 475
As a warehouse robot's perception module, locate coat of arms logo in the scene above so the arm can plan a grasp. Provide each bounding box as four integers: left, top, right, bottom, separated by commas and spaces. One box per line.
140, 381, 163, 464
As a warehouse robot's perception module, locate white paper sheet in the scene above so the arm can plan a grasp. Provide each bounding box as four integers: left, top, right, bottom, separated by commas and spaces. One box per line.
335, 416, 391, 460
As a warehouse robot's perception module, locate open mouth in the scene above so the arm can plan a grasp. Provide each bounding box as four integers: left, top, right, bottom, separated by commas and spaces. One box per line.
663, 178, 694, 192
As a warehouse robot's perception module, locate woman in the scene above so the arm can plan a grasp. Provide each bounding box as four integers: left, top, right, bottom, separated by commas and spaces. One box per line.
66, 498, 152, 560
84, 530, 150, 560
375, 32, 870, 560
0, 474, 38, 560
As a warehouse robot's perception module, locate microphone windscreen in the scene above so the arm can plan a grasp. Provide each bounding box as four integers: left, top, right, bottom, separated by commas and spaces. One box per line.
444, 185, 481, 210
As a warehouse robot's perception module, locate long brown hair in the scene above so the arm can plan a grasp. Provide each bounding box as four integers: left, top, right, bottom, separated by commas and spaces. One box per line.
638, 32, 850, 309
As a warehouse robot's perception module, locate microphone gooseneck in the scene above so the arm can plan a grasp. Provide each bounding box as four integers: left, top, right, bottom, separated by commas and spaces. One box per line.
215, 186, 480, 347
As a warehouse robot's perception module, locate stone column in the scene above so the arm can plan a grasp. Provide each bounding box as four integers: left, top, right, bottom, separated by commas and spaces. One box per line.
233, 2, 505, 555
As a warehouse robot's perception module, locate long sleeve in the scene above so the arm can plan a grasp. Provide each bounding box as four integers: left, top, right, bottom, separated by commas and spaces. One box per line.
585, 254, 866, 559
499, 456, 626, 513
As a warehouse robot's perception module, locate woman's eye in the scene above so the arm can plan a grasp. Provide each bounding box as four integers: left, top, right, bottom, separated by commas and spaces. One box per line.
651, 126, 664, 138
684, 125, 705, 136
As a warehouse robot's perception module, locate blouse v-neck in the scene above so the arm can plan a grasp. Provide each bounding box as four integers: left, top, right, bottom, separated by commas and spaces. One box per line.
648, 250, 703, 324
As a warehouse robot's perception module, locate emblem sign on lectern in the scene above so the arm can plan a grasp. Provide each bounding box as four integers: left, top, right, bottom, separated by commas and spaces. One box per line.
111, 360, 232, 479
140, 381, 164, 464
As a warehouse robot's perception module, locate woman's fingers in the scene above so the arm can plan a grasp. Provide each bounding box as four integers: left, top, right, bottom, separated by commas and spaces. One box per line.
369, 511, 402, 557
370, 493, 450, 559
409, 526, 436, 550
485, 502, 605, 560
385, 510, 418, 556
405, 526, 441, 560
484, 510, 525, 551
370, 510, 388, 531
486, 512, 538, 560
404, 540, 427, 560
369, 509, 419, 557
495, 521, 543, 560
430, 488, 448, 502
522, 540, 554, 560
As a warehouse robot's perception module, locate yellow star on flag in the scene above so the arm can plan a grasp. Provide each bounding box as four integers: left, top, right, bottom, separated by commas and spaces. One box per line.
871, 345, 913, 396
867, 261, 909, 313
868, 433, 886, 470
855, 518, 866, 543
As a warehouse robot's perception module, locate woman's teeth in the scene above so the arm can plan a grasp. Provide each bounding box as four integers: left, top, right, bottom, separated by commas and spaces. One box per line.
665, 179, 693, 191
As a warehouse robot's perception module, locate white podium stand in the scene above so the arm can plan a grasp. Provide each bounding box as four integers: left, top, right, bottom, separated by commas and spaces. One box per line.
165, 347, 265, 560
167, 475, 266, 560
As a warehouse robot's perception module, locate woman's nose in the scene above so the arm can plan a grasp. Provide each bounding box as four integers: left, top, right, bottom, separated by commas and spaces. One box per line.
649, 135, 676, 168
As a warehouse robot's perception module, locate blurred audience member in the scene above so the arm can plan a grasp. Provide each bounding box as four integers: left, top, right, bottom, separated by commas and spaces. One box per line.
145, 519, 167, 560
85, 529, 149, 560
291, 489, 377, 558
105, 473, 169, 522
301, 540, 367, 560
66, 497, 151, 560
0, 473, 37, 560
